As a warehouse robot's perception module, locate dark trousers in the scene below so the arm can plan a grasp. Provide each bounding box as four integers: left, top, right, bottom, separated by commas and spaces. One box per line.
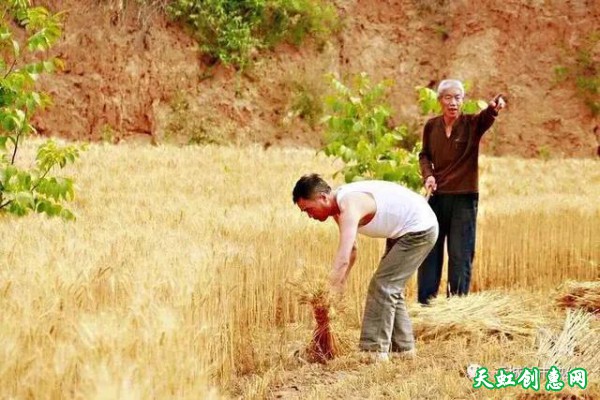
417, 193, 478, 304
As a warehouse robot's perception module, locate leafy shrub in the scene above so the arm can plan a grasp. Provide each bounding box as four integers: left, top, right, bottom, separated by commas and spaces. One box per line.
0, 1, 83, 220
288, 79, 324, 129
163, 92, 223, 145
554, 31, 599, 116
321, 73, 422, 191
168, 0, 338, 69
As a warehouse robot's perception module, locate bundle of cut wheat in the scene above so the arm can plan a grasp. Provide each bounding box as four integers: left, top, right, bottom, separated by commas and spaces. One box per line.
556, 281, 600, 314
536, 309, 600, 383
410, 292, 545, 341
288, 266, 353, 363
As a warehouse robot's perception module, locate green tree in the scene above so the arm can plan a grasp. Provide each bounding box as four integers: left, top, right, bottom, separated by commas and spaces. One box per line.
0, 0, 83, 220
321, 73, 423, 191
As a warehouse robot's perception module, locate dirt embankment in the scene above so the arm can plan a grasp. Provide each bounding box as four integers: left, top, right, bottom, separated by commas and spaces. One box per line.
34, 0, 600, 157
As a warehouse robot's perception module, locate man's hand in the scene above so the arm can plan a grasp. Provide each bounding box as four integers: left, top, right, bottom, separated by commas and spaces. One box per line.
329, 272, 345, 295
425, 175, 437, 194
489, 94, 506, 113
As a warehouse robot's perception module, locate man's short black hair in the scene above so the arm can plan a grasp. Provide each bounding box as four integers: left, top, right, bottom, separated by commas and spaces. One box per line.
292, 174, 331, 204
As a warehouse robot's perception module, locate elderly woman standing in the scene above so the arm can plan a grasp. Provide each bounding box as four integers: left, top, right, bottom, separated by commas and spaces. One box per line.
417, 79, 505, 305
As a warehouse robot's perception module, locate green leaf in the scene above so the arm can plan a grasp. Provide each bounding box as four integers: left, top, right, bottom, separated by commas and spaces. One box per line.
1, 112, 23, 131
17, 171, 32, 190
8, 201, 28, 216
36, 199, 51, 214
59, 208, 75, 221
14, 191, 34, 208
462, 100, 482, 115
0, 28, 11, 41
42, 60, 55, 73
344, 169, 357, 183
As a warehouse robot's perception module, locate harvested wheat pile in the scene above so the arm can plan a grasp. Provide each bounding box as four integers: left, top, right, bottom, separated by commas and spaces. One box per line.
556, 281, 600, 314
288, 266, 353, 363
411, 292, 545, 341
536, 309, 600, 380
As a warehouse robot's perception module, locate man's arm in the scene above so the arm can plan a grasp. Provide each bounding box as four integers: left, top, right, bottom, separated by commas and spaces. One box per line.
342, 241, 358, 286
419, 120, 437, 193
418, 120, 435, 182
349, 242, 357, 273
477, 94, 506, 136
330, 199, 362, 292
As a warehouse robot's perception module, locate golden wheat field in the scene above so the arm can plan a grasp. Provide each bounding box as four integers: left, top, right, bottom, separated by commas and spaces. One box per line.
1, 141, 599, 400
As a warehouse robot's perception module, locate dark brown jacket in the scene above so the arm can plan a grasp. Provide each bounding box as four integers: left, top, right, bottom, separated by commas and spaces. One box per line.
418, 107, 497, 194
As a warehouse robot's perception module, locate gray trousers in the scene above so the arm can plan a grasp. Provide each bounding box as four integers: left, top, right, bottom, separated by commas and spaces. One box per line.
359, 226, 438, 353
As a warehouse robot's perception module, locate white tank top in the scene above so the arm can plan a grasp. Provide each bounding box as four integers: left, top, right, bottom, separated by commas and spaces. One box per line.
335, 181, 438, 239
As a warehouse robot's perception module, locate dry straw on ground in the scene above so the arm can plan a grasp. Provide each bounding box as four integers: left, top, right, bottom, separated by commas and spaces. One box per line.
556, 281, 600, 314
410, 292, 546, 341
536, 309, 600, 380
1, 143, 598, 398
288, 266, 353, 363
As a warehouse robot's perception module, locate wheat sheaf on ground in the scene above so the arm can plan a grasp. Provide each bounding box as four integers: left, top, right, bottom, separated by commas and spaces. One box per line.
410, 292, 546, 341
536, 309, 600, 381
556, 281, 600, 314
288, 266, 353, 363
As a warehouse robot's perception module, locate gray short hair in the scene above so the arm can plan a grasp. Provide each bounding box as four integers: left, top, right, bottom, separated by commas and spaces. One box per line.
437, 79, 465, 98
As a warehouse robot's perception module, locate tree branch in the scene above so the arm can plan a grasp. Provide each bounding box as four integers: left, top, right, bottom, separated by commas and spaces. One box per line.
3, 57, 17, 80
30, 166, 51, 192
10, 131, 20, 164
0, 200, 11, 209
